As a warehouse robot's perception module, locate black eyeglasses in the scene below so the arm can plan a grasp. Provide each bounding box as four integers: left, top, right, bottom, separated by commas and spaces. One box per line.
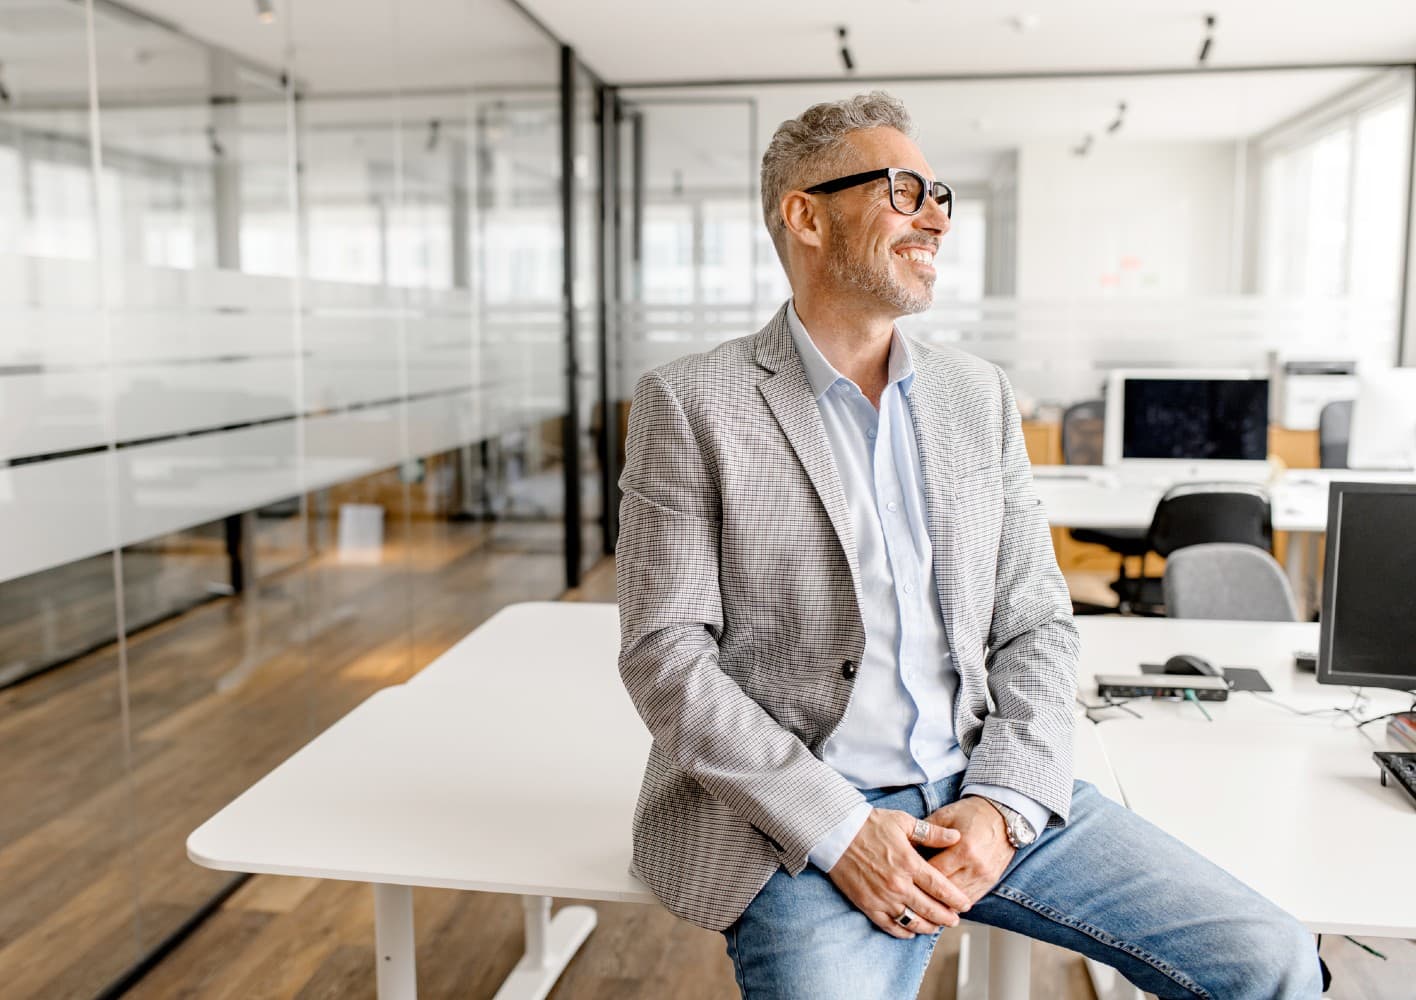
804, 167, 953, 219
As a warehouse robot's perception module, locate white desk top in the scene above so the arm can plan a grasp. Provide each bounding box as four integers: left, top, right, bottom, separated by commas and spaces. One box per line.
189, 602, 1118, 902
189, 661, 657, 903
1075, 617, 1416, 937
1102, 719, 1416, 937
1032, 465, 1416, 533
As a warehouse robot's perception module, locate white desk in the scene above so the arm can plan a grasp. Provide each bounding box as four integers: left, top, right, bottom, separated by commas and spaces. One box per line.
1033, 466, 1416, 616
188, 602, 1121, 1000
1074, 617, 1416, 941
1032, 465, 1416, 534
189, 604, 653, 1000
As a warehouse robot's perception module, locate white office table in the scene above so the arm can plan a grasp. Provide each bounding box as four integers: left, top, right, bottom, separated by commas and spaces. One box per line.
1074, 617, 1416, 942
188, 602, 1122, 1000
1032, 465, 1416, 534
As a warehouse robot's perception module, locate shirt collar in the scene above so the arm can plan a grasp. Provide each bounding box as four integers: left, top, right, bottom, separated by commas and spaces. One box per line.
786, 299, 916, 400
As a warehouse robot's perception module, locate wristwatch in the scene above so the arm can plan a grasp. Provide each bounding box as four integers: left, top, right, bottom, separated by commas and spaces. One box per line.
974, 796, 1037, 848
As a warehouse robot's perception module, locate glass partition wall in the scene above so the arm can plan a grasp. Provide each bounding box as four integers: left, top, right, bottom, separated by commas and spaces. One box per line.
619, 68, 1415, 415
0, 2, 600, 997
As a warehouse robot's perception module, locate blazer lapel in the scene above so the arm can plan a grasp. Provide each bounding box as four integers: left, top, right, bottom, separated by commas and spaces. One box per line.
904, 346, 963, 644
753, 307, 863, 602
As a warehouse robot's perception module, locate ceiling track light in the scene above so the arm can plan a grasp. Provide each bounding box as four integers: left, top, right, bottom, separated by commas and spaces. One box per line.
255, 0, 275, 25
206, 125, 225, 158
1198, 13, 1216, 65
837, 26, 855, 73
1107, 100, 1127, 135
1072, 133, 1093, 157
425, 118, 441, 153
0, 62, 9, 105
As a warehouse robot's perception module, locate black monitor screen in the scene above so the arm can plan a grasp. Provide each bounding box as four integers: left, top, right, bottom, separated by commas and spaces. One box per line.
1319, 484, 1416, 691
1121, 378, 1269, 461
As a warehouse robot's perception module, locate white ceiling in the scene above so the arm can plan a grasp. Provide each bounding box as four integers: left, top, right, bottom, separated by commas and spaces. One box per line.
524, 0, 1416, 85
28, 0, 1416, 98
629, 68, 1389, 191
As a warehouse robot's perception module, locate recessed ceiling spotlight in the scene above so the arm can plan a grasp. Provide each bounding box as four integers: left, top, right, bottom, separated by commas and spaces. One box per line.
1007, 13, 1041, 33
1198, 13, 1216, 64
1107, 101, 1127, 135
255, 0, 276, 25
837, 25, 855, 73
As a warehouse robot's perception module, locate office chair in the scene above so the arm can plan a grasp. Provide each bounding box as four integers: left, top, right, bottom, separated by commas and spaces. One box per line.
1114, 483, 1273, 616
1061, 399, 1147, 613
1162, 543, 1298, 622
1318, 399, 1353, 469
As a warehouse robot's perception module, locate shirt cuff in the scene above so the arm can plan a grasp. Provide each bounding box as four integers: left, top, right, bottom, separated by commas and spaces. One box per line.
960, 783, 1051, 841
806, 801, 873, 872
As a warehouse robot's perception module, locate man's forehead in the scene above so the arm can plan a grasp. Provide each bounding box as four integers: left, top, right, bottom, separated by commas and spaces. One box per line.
842, 127, 933, 176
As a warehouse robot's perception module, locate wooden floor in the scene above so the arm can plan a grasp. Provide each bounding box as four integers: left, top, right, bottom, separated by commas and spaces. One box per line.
8, 546, 1413, 999
0, 514, 568, 1000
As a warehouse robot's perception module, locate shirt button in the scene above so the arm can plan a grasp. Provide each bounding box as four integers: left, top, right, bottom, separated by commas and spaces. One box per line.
867, 428, 877, 439
886, 501, 899, 512
841, 660, 858, 680
903, 581, 914, 594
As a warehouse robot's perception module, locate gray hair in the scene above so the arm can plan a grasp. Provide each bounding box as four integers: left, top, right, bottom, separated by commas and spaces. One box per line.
760, 91, 915, 259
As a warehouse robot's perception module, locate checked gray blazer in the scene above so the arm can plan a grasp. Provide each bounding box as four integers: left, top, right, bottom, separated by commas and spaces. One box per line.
615, 301, 1080, 932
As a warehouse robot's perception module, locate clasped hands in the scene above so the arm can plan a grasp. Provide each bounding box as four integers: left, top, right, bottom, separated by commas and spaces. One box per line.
825, 797, 1016, 939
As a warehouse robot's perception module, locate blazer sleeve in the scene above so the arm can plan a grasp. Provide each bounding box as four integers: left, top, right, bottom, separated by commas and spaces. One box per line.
961, 366, 1081, 827
615, 368, 867, 875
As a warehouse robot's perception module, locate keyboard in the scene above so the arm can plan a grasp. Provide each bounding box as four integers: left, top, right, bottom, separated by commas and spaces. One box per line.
1374, 752, 1416, 808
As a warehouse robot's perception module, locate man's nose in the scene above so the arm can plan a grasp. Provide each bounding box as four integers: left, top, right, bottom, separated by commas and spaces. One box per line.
916, 196, 950, 234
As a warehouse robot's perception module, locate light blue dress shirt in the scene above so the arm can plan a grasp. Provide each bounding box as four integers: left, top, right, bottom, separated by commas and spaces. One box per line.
784, 303, 1051, 872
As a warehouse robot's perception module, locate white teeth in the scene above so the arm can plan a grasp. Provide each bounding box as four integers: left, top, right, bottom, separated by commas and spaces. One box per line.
898, 248, 934, 263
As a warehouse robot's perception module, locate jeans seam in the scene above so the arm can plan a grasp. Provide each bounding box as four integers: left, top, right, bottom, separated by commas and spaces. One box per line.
908, 928, 945, 999
728, 924, 749, 999
990, 885, 1213, 999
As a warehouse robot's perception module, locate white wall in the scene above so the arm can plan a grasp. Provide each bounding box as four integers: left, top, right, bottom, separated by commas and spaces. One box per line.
1016, 141, 1242, 299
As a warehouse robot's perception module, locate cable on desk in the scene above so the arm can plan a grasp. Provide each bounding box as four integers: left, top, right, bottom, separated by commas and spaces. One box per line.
1076, 694, 1144, 722
1183, 689, 1213, 722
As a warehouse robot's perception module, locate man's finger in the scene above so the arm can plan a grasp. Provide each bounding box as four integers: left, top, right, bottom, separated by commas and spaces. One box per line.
872, 912, 917, 940
913, 859, 973, 913
906, 816, 961, 849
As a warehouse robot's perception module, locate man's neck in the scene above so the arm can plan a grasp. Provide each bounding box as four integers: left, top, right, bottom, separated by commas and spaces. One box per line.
792, 293, 897, 407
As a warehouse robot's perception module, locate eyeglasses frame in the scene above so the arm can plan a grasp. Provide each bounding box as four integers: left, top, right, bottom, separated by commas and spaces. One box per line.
803, 167, 953, 219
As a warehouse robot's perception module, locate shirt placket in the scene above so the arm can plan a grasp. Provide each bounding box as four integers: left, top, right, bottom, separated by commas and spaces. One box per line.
869, 384, 929, 776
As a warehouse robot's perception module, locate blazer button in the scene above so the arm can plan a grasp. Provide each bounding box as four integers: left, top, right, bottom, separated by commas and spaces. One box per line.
841, 660, 858, 680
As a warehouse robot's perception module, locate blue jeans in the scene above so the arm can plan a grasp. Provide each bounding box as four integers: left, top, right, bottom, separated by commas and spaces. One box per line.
724, 774, 1321, 999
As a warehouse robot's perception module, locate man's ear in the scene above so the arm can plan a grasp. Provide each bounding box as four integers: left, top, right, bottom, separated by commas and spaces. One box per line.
780, 190, 825, 250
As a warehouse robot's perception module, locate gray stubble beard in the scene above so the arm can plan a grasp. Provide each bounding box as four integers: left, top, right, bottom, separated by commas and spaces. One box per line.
825, 205, 935, 315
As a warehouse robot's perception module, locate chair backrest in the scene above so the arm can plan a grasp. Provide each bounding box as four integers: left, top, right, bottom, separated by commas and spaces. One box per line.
1319, 399, 1354, 469
1162, 543, 1299, 622
1062, 400, 1105, 465
1147, 482, 1273, 556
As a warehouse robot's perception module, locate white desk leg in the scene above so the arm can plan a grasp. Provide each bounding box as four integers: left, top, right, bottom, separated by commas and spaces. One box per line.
490, 895, 597, 1000
373, 883, 417, 1000
955, 925, 989, 1000
955, 926, 1031, 1000
1085, 956, 1146, 1000
987, 927, 1030, 1000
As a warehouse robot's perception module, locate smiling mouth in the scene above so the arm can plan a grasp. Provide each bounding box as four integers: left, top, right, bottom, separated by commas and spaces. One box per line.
895, 246, 937, 265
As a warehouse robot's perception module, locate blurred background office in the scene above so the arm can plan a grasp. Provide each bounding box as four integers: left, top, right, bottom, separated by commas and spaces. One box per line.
2, 1, 1415, 997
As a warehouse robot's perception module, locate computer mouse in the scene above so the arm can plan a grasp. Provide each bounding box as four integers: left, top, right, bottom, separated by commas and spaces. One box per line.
1164, 653, 1221, 678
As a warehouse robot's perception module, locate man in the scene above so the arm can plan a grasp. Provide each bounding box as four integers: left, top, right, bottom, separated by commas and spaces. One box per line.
616, 91, 1320, 999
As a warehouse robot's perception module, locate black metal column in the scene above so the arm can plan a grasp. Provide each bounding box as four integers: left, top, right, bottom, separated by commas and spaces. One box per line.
598, 85, 621, 554
559, 45, 583, 588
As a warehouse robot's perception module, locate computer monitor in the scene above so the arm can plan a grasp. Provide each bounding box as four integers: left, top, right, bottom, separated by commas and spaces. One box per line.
1102, 369, 1270, 468
1317, 481, 1416, 692
1347, 368, 1416, 470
